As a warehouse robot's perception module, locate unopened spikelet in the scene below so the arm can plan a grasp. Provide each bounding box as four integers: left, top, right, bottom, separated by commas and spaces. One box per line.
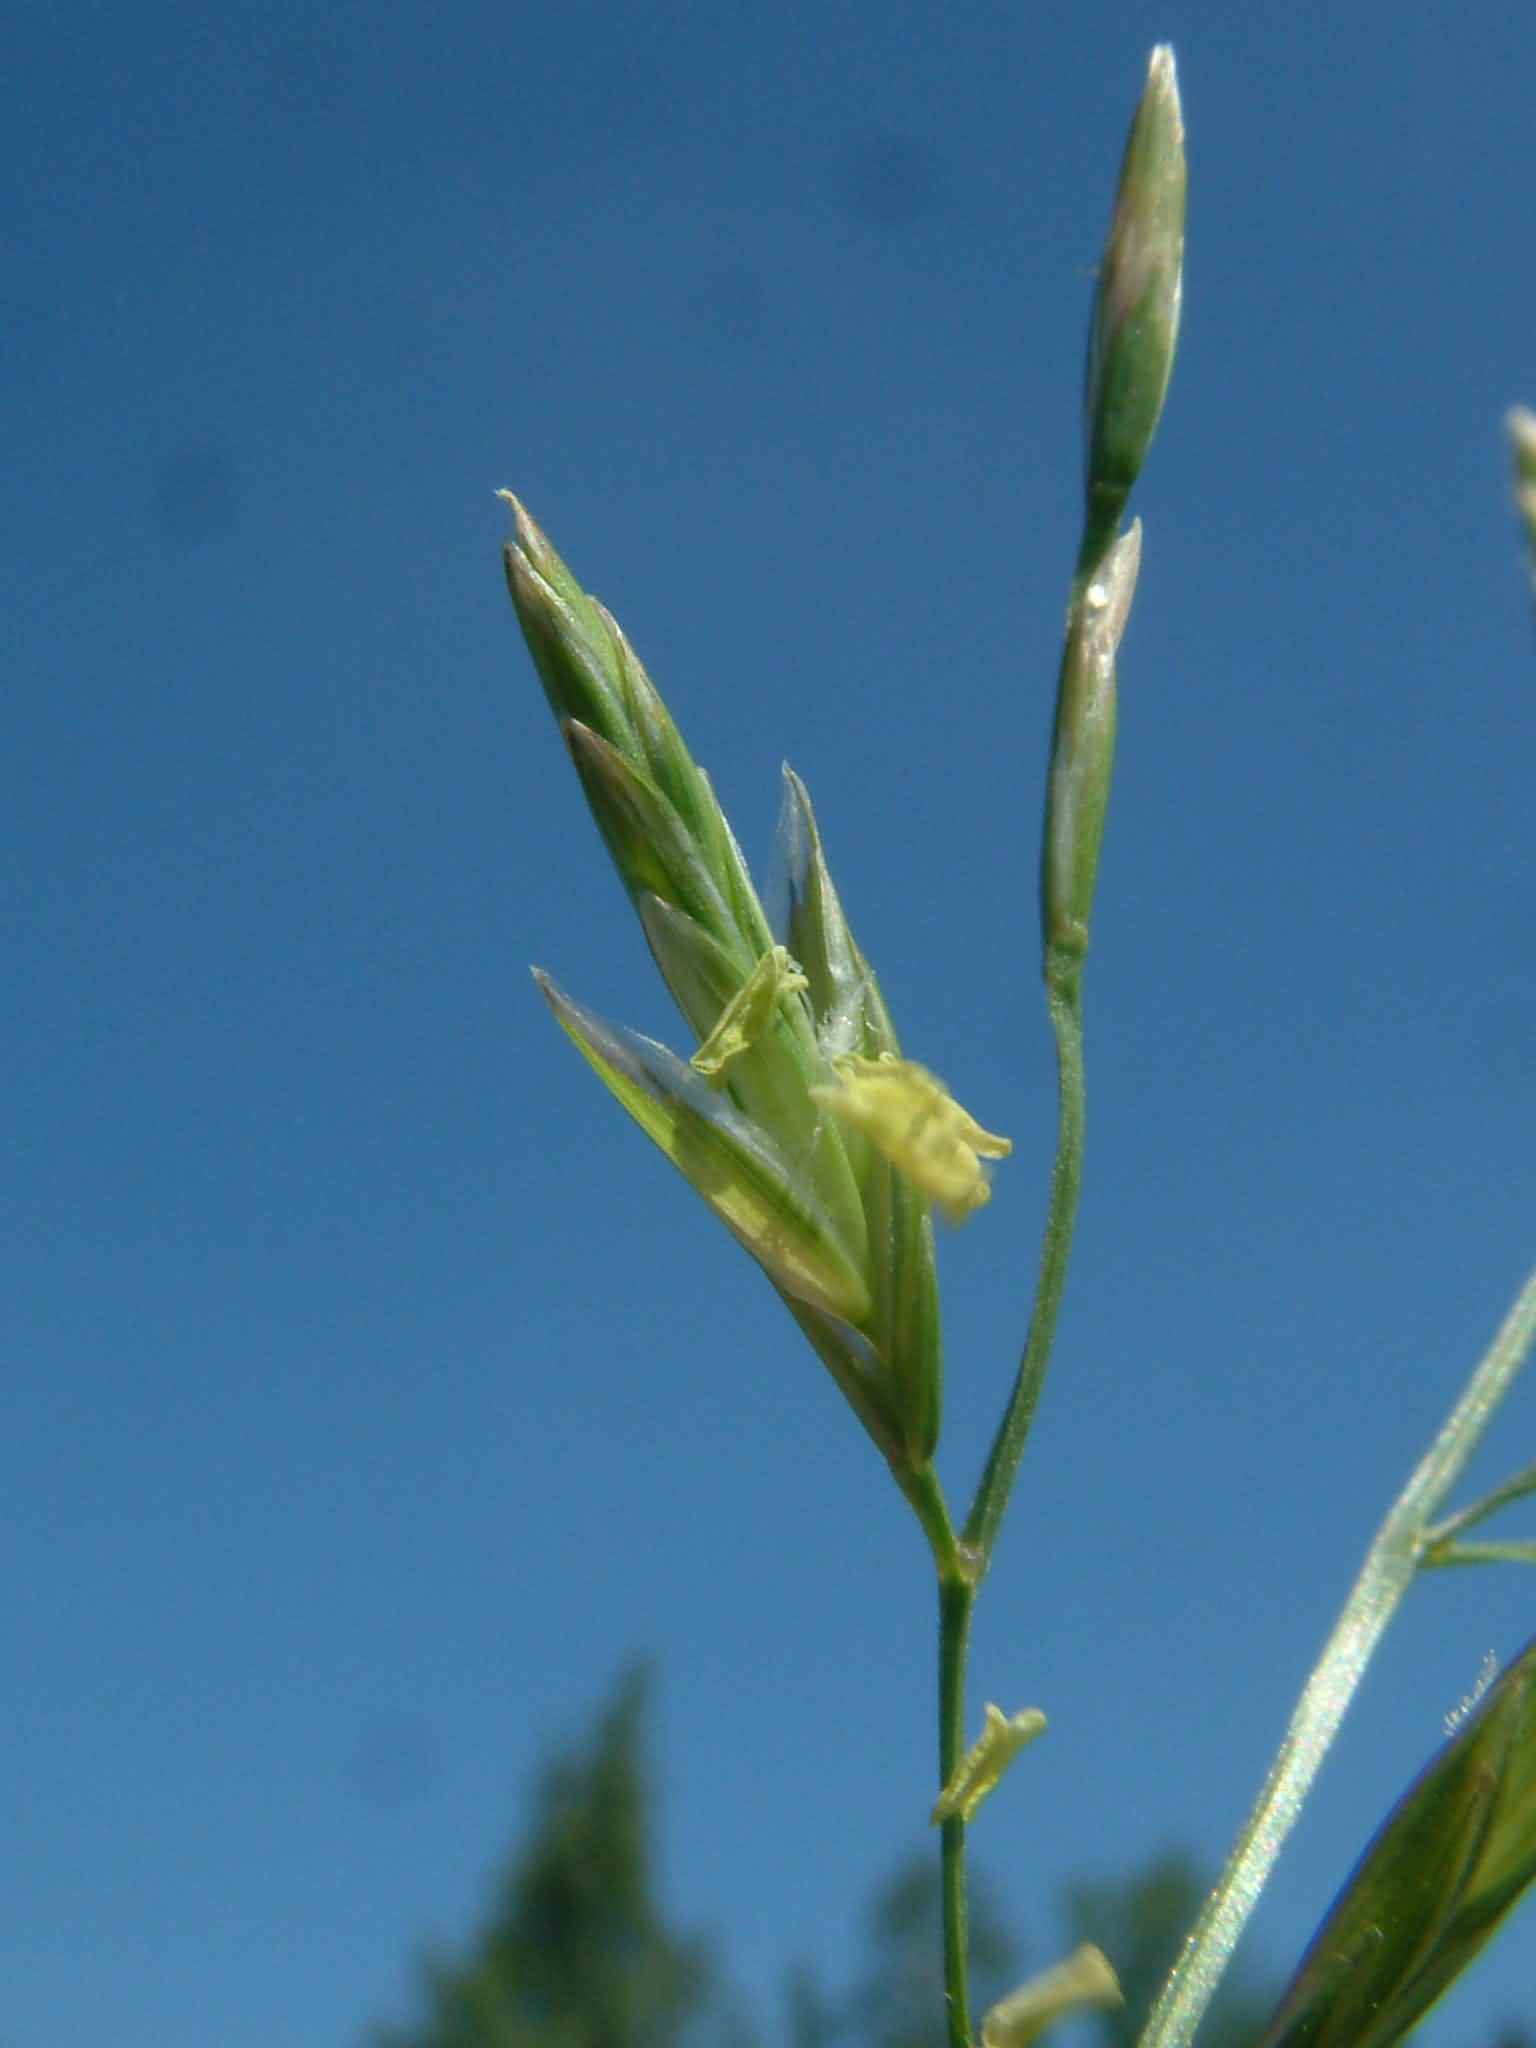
1040, 522, 1142, 982
1082, 46, 1186, 566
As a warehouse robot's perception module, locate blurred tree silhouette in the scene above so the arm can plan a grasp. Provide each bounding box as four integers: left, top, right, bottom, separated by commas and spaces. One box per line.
849, 1850, 1020, 2048
373, 1667, 715, 2048
387, 1673, 1536, 2048
783, 1848, 1021, 2048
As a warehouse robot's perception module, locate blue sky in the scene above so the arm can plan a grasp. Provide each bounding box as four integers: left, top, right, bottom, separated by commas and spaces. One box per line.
7, 0, 1536, 2043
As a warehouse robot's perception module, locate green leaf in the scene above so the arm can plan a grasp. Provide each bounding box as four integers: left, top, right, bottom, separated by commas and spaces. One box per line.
1254, 1634, 1536, 2048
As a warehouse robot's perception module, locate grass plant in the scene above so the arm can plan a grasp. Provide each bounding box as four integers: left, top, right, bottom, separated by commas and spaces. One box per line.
503, 48, 1536, 2048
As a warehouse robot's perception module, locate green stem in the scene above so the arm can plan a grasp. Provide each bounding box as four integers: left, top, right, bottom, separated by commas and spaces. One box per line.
1423, 1453, 1536, 1548
899, 1459, 963, 1579
1422, 1537, 1536, 1568
932, 529, 1102, 2042
1136, 1264, 1536, 2048
897, 1461, 977, 2046
939, 1572, 978, 2048
931, 980, 1084, 2044
963, 979, 1087, 1570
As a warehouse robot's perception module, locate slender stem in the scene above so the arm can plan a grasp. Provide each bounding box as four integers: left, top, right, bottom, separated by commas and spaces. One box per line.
895, 1461, 976, 2045
963, 980, 1087, 1569
899, 1458, 963, 1579
931, 983, 1084, 2042
1136, 1265, 1536, 2048
938, 1573, 977, 2048
934, 971, 1085, 2037
933, 525, 1103, 2038
896, 1462, 977, 2044
1423, 1537, 1536, 1568
1424, 1454, 1536, 1548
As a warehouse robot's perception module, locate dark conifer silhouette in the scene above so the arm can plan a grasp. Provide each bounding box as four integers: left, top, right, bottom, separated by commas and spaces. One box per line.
376, 1673, 1531, 2048
373, 1668, 711, 2048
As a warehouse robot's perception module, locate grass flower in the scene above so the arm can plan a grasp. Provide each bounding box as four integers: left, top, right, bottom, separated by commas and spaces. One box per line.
506, 497, 1010, 1473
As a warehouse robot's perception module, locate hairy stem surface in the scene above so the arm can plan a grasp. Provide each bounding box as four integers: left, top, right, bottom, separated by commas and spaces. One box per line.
1137, 1266, 1536, 2048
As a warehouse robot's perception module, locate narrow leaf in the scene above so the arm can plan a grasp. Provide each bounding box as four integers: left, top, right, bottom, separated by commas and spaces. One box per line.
1255, 1635, 1536, 2048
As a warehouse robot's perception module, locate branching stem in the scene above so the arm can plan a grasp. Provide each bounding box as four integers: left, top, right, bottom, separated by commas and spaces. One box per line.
1135, 1265, 1536, 2048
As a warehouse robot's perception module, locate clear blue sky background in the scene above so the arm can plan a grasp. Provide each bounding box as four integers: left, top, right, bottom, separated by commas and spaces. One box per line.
7, 1, 1536, 2043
